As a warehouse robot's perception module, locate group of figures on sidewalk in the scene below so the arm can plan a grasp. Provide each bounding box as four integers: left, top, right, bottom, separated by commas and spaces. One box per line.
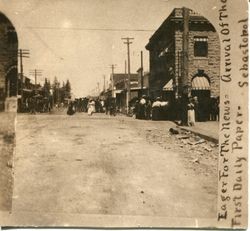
131, 94, 219, 126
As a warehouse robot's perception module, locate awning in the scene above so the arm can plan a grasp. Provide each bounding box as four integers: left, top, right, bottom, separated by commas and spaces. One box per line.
191, 76, 210, 90
115, 90, 123, 94
163, 79, 173, 91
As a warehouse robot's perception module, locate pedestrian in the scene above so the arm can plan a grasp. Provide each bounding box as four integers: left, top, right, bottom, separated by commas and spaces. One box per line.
67, 101, 75, 115
29, 97, 36, 114
87, 99, 96, 116
109, 97, 116, 116
138, 95, 146, 119
152, 97, 162, 121
145, 97, 152, 120
187, 97, 195, 126
193, 96, 199, 122
133, 99, 139, 119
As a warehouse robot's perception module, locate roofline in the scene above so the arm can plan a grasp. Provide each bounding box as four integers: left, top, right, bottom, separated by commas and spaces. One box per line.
145, 8, 213, 50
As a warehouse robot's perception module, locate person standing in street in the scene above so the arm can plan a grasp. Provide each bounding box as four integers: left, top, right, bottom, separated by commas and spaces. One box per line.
187, 97, 195, 126
67, 101, 75, 116
145, 97, 152, 120
138, 95, 146, 119
152, 97, 162, 121
87, 99, 96, 116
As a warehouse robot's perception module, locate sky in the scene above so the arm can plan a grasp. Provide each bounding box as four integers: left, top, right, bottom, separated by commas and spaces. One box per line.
0, 0, 223, 97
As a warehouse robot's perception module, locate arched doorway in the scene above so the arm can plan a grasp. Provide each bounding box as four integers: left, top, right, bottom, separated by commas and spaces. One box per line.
0, 12, 18, 111
191, 72, 211, 121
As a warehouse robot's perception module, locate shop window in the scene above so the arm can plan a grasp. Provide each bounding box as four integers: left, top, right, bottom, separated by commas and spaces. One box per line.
194, 37, 208, 57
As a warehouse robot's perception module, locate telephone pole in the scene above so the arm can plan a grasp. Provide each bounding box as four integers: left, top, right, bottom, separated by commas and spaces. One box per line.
181, 7, 190, 126
29, 69, 43, 93
122, 37, 134, 112
18, 49, 30, 105
182, 7, 189, 94
140, 51, 144, 94
103, 75, 106, 92
109, 64, 117, 97
97, 82, 100, 96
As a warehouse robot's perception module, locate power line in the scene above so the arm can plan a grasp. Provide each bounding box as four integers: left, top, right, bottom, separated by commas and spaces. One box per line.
25, 26, 155, 32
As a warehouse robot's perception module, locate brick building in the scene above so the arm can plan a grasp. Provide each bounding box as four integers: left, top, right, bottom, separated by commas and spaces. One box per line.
146, 8, 220, 120
0, 12, 18, 112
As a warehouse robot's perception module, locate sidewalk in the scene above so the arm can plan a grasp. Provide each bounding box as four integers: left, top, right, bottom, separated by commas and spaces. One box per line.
0, 112, 16, 211
177, 121, 219, 143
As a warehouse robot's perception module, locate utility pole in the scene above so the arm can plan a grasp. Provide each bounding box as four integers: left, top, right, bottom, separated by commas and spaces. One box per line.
182, 7, 189, 94
140, 51, 144, 94
97, 82, 100, 96
181, 7, 190, 126
122, 37, 134, 112
109, 64, 116, 97
29, 69, 43, 94
125, 60, 127, 74
18, 49, 30, 106
103, 75, 106, 92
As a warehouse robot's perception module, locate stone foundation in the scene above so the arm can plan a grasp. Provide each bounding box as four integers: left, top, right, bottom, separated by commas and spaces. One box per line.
5, 97, 17, 112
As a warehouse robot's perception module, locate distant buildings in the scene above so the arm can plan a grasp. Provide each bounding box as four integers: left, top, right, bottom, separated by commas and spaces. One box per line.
0, 13, 18, 112
102, 73, 149, 113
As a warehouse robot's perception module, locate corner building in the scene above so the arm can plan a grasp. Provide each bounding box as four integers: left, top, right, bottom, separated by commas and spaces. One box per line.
146, 8, 220, 120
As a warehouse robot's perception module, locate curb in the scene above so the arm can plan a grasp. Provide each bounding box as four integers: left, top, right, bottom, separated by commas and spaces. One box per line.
177, 126, 219, 144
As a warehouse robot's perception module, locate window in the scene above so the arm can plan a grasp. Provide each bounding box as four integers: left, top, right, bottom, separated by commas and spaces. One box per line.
194, 37, 208, 57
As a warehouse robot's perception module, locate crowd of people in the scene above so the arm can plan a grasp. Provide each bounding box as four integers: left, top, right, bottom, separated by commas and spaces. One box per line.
132, 96, 170, 121
19, 95, 53, 114
131, 95, 219, 126
23, 92, 219, 127
65, 94, 219, 126
67, 96, 117, 116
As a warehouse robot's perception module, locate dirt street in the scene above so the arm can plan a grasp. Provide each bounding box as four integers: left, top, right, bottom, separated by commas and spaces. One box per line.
10, 112, 217, 224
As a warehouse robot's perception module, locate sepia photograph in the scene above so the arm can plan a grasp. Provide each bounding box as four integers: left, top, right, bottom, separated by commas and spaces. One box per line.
0, 0, 248, 229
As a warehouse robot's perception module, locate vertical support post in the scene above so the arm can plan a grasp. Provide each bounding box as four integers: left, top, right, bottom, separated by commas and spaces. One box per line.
20, 49, 23, 104
140, 51, 144, 95
182, 7, 190, 91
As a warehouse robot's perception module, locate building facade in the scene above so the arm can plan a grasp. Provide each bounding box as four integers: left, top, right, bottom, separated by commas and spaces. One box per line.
146, 8, 220, 120
108, 73, 149, 113
0, 12, 18, 112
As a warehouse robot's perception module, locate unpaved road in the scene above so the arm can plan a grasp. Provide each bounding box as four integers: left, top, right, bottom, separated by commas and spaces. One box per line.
8, 112, 217, 225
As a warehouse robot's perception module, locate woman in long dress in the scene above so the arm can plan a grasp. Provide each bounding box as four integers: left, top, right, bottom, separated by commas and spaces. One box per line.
87, 99, 96, 116
187, 98, 195, 126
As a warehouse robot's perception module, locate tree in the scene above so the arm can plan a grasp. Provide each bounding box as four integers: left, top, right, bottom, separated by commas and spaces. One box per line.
65, 79, 71, 98
52, 76, 60, 103
43, 78, 51, 97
